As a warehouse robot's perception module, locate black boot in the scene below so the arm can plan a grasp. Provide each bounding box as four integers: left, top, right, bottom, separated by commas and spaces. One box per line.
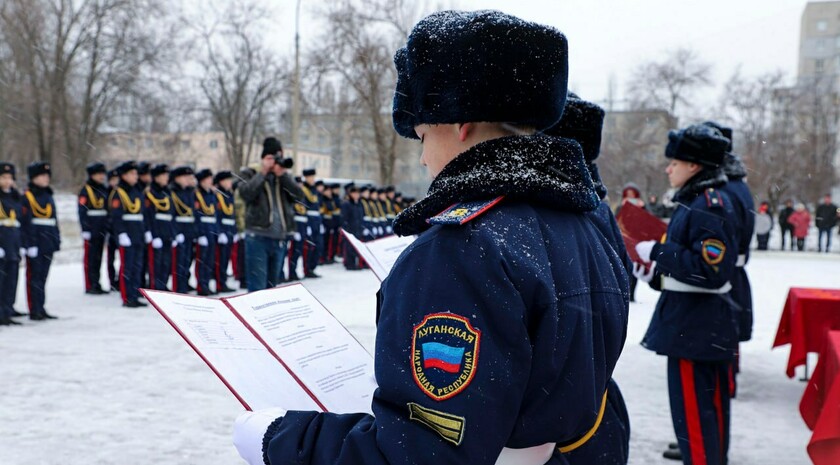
29, 313, 46, 321
0, 318, 21, 326
10, 309, 25, 317
86, 288, 108, 295
123, 301, 148, 308
663, 449, 682, 461
304, 272, 321, 279
42, 311, 58, 319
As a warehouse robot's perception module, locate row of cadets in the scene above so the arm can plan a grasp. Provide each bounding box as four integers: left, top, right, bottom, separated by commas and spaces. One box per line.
299, 168, 323, 279
194, 169, 218, 296
339, 183, 363, 270
144, 163, 175, 291
78, 162, 110, 295
0, 162, 24, 325
381, 186, 397, 234
23, 162, 61, 320
170, 166, 196, 294
108, 161, 147, 308
214, 170, 237, 293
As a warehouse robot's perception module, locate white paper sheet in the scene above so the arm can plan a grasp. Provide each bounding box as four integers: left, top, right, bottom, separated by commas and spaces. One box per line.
142, 290, 322, 412
341, 229, 415, 281
225, 285, 377, 414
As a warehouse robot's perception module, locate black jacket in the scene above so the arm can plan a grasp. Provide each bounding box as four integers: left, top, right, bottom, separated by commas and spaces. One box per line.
238, 171, 303, 236
779, 206, 794, 229
815, 203, 838, 230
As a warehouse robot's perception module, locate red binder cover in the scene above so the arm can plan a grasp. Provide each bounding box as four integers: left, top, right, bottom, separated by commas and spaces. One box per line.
615, 202, 667, 264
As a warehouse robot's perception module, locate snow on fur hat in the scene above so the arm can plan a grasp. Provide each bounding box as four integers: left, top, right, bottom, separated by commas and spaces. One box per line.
392, 10, 569, 139
544, 92, 605, 163
702, 121, 733, 152
665, 124, 730, 168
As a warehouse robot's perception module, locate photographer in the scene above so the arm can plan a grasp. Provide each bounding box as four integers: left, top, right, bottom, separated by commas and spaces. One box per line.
238, 137, 303, 291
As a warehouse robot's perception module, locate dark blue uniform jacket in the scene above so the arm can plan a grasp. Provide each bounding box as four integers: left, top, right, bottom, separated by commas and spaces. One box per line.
642, 169, 740, 361
216, 189, 237, 238
262, 135, 628, 465
0, 188, 23, 261
22, 184, 61, 254
195, 187, 219, 238
78, 180, 110, 235
340, 199, 364, 237
170, 185, 197, 240
145, 183, 175, 242
109, 181, 146, 244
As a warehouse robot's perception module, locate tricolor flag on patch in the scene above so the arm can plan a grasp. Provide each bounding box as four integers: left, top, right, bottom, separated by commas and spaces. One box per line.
422, 342, 465, 373
701, 239, 726, 265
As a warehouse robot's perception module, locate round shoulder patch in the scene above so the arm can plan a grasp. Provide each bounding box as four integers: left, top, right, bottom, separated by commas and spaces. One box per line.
411, 313, 480, 401
701, 239, 726, 265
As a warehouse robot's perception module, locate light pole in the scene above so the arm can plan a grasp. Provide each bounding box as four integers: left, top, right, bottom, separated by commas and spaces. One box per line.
291, 0, 302, 165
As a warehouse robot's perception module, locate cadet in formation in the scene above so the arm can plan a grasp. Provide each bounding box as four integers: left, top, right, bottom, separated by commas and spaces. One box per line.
233, 10, 628, 465
0, 162, 24, 325
170, 166, 196, 294
109, 161, 147, 308
78, 162, 110, 295
145, 164, 175, 291
22, 161, 61, 320
214, 170, 237, 293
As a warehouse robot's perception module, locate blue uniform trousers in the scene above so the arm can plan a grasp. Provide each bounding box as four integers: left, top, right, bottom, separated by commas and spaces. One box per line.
147, 243, 172, 291
0, 258, 19, 318
288, 222, 307, 278
195, 238, 217, 294
107, 235, 118, 289
668, 357, 730, 465
305, 224, 323, 274
118, 245, 143, 304
26, 254, 53, 315
171, 241, 192, 293
215, 241, 232, 290
83, 233, 106, 292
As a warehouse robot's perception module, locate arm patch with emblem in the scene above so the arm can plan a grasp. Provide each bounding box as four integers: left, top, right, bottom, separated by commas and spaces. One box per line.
408, 403, 466, 446
428, 196, 504, 226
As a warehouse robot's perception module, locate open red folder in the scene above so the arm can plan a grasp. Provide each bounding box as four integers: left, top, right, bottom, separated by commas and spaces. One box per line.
140, 285, 376, 413
614, 202, 667, 264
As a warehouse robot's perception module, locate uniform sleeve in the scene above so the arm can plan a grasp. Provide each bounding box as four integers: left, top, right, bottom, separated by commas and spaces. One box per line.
651, 198, 736, 289
20, 197, 33, 249
78, 188, 91, 232
263, 226, 533, 465
109, 192, 126, 236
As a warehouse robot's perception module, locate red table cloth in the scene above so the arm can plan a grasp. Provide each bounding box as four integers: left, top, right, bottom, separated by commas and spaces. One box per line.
800, 331, 840, 465
773, 288, 840, 378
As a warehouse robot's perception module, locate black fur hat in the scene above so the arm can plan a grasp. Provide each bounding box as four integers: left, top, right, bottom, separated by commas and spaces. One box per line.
28, 161, 51, 179
137, 161, 151, 176
393, 10, 569, 139
0, 162, 15, 179
262, 137, 283, 157
150, 164, 169, 177
665, 124, 730, 168
302, 168, 316, 177
86, 162, 107, 176
195, 169, 213, 182
702, 121, 733, 152
213, 170, 233, 185
544, 92, 605, 163
170, 166, 195, 179
114, 161, 137, 176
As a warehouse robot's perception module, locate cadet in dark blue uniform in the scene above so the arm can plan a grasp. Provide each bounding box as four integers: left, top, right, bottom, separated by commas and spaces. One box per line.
194, 169, 219, 296
359, 185, 374, 242
331, 183, 344, 259
0, 162, 24, 326
299, 169, 323, 278
170, 166, 196, 294
78, 162, 110, 295
214, 170, 236, 293
546, 92, 631, 465
287, 176, 308, 281
109, 161, 148, 308
144, 164, 175, 291
105, 169, 120, 292
633, 125, 738, 465
320, 183, 336, 264
233, 11, 628, 465
703, 121, 755, 399
340, 184, 363, 270
22, 162, 61, 320
137, 161, 152, 288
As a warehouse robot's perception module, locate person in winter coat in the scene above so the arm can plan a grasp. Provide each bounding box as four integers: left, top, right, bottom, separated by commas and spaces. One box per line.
144, 164, 174, 291
778, 199, 795, 250
109, 161, 148, 308
755, 202, 773, 251
340, 184, 364, 271
233, 10, 628, 465
0, 162, 24, 325
815, 194, 838, 253
788, 203, 811, 251
634, 125, 739, 465
615, 182, 645, 302
78, 162, 110, 295
22, 161, 61, 320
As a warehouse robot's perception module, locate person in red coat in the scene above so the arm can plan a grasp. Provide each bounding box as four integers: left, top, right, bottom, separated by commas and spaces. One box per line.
787, 203, 812, 251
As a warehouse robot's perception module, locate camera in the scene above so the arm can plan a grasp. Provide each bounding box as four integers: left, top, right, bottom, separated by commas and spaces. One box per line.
274, 156, 294, 169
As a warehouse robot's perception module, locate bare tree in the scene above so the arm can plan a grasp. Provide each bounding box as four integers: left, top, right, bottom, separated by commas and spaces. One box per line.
187, 0, 287, 171
627, 48, 713, 116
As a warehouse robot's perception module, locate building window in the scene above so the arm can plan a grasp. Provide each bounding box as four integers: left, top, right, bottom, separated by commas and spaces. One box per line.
209, 139, 218, 149
816, 59, 824, 73
817, 20, 828, 31
818, 38, 826, 50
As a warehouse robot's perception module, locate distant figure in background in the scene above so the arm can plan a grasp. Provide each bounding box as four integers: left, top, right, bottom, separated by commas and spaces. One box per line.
778, 199, 795, 251
144, 164, 174, 291
233, 167, 255, 290
106, 169, 120, 291
647, 194, 665, 218
755, 201, 773, 251
0, 162, 24, 325
194, 169, 219, 296
214, 171, 237, 293
815, 194, 838, 253
615, 183, 645, 302
787, 203, 811, 252
22, 161, 61, 320
340, 184, 363, 270
78, 162, 110, 295
109, 161, 147, 308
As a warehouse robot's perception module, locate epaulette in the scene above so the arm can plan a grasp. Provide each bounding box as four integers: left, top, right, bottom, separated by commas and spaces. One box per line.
704, 188, 724, 209
428, 196, 504, 226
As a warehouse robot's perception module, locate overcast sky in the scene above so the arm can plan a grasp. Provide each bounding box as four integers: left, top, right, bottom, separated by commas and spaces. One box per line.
270, 0, 818, 111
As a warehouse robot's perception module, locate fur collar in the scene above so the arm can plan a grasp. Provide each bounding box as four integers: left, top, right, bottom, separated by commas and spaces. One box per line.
393, 134, 599, 236
674, 167, 728, 203
723, 153, 747, 180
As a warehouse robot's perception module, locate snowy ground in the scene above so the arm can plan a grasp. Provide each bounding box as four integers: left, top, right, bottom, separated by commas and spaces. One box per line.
0, 194, 837, 464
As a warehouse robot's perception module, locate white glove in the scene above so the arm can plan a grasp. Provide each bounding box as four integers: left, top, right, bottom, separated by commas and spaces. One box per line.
378, 226, 384, 236
0, 248, 5, 259
635, 240, 657, 263
306, 226, 312, 237
293, 232, 302, 242
152, 238, 163, 249
320, 224, 325, 234
386, 226, 393, 235
363, 228, 371, 237
81, 231, 92, 241
19, 248, 26, 257
27, 246, 39, 258
233, 408, 287, 465
171, 240, 178, 248
198, 236, 209, 247
118, 233, 131, 247
233, 233, 240, 243
633, 262, 657, 283
144, 231, 153, 244
218, 233, 229, 245
176, 233, 185, 244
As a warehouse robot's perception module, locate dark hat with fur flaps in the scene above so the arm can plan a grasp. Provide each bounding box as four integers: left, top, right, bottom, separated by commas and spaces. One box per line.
544, 92, 605, 163
28, 161, 51, 179
0, 162, 15, 179
262, 137, 283, 157
136, 161, 151, 176
195, 169, 213, 182
150, 164, 169, 177
665, 124, 730, 168
302, 168, 316, 177
392, 10, 569, 139
114, 161, 137, 176
702, 121, 733, 152
170, 165, 194, 179
213, 170, 233, 185
86, 162, 107, 176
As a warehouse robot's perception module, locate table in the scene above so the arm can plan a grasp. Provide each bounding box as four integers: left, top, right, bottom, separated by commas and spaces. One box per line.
773, 288, 840, 378
800, 331, 840, 465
